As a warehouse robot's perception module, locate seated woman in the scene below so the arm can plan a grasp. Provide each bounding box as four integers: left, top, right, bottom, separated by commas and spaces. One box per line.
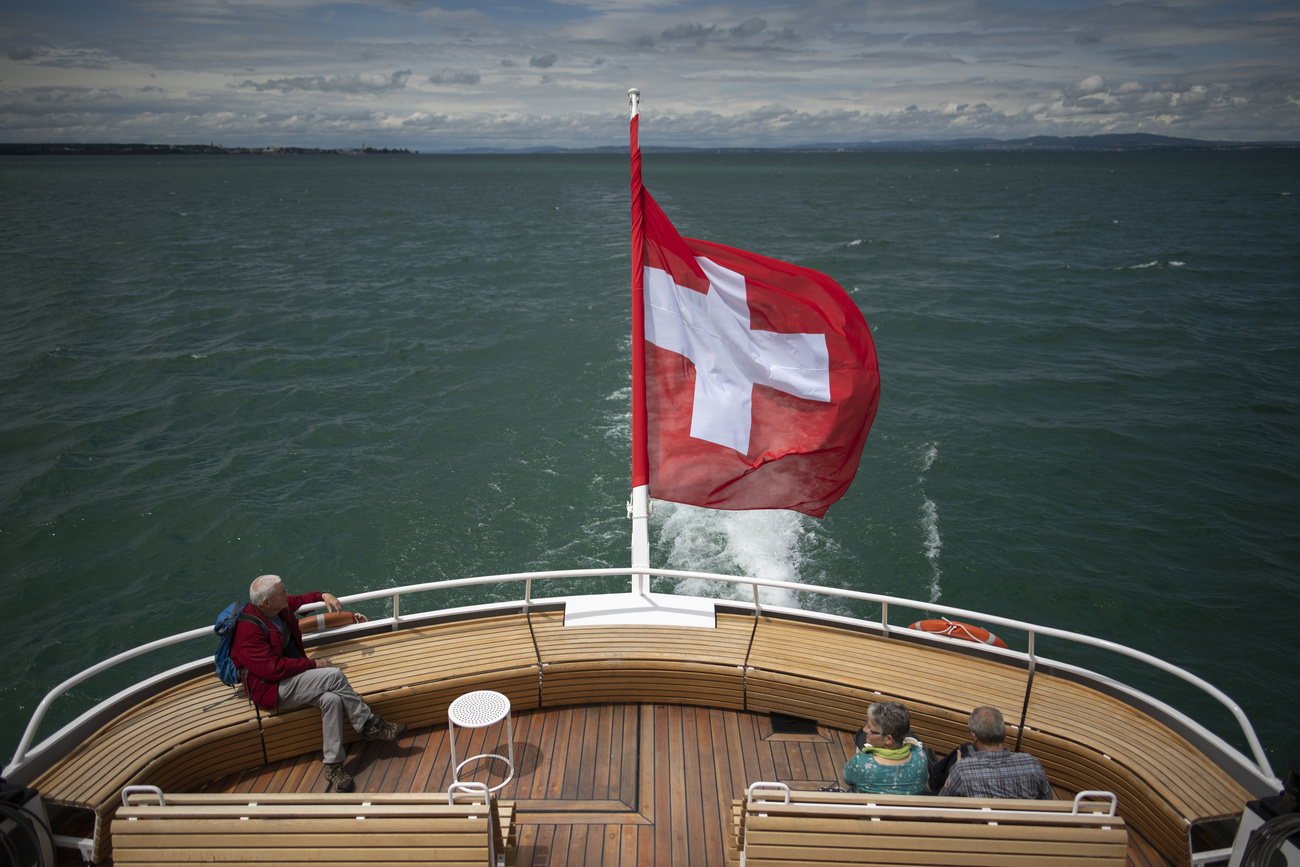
841, 701, 929, 794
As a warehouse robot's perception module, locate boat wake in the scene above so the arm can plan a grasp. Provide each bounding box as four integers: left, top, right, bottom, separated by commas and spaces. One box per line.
653, 503, 813, 608
920, 442, 943, 604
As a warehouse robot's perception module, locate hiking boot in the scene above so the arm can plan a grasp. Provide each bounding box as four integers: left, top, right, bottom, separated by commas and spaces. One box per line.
363, 716, 407, 742
323, 762, 355, 793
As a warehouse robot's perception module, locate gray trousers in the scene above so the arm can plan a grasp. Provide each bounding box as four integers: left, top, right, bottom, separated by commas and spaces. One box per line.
277, 667, 373, 764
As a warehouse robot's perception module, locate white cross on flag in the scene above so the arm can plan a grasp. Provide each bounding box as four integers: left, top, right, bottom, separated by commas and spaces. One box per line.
638, 189, 880, 517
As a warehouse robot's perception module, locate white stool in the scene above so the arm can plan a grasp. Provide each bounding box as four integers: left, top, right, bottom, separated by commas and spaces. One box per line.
447, 689, 514, 793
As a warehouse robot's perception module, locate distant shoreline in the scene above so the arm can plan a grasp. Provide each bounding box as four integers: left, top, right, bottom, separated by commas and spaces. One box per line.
0, 143, 415, 156
2, 134, 1297, 156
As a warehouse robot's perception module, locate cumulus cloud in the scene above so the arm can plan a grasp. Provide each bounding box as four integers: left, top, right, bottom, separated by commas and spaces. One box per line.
1065, 75, 1108, 98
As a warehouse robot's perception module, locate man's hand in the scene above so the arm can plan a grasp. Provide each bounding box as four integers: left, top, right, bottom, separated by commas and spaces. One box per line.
321, 592, 342, 613
314, 658, 336, 669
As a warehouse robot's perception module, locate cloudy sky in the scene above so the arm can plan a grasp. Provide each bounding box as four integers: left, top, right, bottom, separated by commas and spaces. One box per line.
2, 0, 1298, 150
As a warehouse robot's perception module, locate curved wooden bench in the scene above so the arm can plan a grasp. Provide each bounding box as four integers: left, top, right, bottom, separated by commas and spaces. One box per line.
741, 612, 1251, 867
112, 787, 508, 866
730, 788, 1128, 866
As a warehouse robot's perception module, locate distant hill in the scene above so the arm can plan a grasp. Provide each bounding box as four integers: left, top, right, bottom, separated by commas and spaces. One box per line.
459, 133, 1297, 154
0, 143, 414, 156
2, 134, 1295, 156
789, 133, 1296, 152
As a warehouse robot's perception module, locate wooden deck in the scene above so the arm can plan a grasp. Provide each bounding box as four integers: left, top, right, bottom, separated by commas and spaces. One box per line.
181, 702, 1176, 867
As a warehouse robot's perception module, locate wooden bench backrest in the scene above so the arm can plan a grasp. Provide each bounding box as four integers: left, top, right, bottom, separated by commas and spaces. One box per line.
529, 609, 754, 711
734, 795, 1128, 867
112, 792, 500, 866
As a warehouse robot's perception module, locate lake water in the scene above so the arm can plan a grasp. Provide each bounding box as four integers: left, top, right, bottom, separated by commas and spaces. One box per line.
1, 149, 1297, 777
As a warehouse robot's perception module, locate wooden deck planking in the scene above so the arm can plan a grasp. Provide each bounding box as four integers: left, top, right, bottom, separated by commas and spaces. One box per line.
188, 702, 1176, 867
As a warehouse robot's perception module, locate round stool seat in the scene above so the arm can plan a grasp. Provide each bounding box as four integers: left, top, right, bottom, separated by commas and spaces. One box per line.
448, 690, 510, 729
446, 690, 514, 793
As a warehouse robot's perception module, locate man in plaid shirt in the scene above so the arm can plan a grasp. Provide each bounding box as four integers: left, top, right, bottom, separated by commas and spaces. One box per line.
938, 706, 1053, 799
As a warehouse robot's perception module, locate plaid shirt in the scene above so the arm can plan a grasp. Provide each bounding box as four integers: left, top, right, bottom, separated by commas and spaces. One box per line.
938, 748, 1053, 799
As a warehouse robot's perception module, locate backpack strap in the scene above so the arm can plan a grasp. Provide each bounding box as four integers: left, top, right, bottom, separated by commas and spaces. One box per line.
232, 612, 270, 694
236, 611, 268, 636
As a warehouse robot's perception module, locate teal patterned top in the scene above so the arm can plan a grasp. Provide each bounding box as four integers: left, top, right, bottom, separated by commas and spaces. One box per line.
841, 745, 929, 794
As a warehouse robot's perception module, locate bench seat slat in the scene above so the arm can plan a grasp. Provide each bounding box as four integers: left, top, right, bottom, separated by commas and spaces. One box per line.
124, 792, 487, 805
117, 805, 488, 820
746, 810, 1125, 831
743, 850, 1118, 867
745, 821, 1127, 844
114, 833, 487, 849
114, 852, 487, 865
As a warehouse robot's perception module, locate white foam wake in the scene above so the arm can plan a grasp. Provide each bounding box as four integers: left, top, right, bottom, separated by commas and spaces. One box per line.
919, 442, 942, 603
653, 503, 811, 608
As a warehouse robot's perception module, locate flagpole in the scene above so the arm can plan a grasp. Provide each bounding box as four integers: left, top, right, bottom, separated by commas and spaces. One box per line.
628, 87, 651, 590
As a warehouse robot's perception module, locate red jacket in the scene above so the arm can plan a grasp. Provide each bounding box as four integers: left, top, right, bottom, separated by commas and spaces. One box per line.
229, 592, 322, 709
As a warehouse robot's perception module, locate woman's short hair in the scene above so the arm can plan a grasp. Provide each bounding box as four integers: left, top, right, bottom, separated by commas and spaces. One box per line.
867, 701, 911, 743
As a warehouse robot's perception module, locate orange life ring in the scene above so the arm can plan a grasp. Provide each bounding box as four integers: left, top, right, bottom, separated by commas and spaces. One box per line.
908, 618, 1007, 649
298, 611, 368, 634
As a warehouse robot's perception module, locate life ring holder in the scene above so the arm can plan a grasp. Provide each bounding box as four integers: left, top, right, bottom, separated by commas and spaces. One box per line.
908, 618, 1008, 649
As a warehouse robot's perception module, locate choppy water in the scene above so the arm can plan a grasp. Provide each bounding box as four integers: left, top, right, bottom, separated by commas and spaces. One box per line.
2, 150, 1297, 777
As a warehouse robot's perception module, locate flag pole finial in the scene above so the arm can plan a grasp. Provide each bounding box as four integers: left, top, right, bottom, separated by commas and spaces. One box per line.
628, 88, 640, 118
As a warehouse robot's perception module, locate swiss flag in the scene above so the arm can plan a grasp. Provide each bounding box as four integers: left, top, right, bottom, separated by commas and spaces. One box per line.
638, 189, 880, 518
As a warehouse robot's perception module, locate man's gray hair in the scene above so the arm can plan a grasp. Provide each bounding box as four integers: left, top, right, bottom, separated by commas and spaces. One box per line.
867, 701, 911, 743
969, 706, 1007, 745
249, 573, 283, 606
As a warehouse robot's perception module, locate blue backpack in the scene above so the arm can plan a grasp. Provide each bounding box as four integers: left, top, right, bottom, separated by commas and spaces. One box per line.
213, 602, 267, 686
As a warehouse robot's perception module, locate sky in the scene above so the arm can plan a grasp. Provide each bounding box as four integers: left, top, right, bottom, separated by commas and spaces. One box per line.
2, 0, 1299, 151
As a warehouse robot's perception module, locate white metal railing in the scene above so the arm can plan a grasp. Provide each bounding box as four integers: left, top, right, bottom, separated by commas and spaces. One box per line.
4, 567, 1279, 788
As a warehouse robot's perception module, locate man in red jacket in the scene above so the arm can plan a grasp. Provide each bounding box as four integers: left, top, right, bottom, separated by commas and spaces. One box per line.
230, 573, 407, 793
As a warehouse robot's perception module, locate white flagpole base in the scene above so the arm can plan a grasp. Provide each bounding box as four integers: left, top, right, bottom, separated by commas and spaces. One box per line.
630, 485, 651, 595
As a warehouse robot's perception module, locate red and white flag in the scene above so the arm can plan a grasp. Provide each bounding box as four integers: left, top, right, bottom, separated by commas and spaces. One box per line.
630, 116, 880, 518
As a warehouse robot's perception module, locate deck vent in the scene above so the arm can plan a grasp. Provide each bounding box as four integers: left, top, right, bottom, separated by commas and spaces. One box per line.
769, 712, 819, 735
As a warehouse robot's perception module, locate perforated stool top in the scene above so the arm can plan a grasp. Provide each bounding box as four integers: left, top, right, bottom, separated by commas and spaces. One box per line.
448, 689, 510, 729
